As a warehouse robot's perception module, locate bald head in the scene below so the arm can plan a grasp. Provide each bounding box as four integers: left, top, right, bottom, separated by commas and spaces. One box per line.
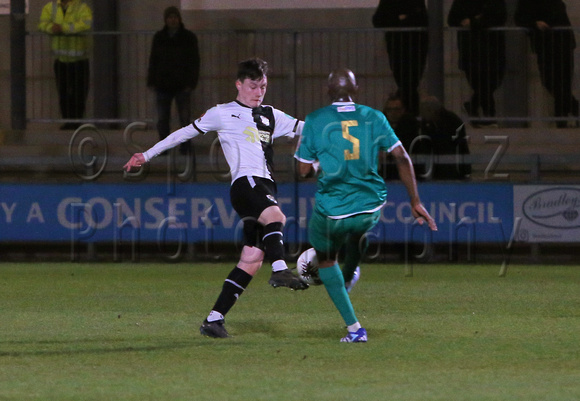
328, 68, 358, 102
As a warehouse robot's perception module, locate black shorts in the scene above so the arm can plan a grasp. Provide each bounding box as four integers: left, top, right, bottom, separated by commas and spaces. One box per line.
230, 176, 279, 247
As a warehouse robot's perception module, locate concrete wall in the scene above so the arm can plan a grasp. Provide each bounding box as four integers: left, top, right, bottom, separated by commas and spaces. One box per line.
0, 17, 10, 133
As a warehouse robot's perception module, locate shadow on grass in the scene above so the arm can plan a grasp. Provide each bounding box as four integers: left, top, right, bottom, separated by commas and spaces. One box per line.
233, 317, 374, 340
0, 337, 241, 358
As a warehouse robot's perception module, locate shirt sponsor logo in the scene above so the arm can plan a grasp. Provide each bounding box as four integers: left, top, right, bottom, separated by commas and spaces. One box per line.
243, 127, 259, 143
244, 127, 272, 143
258, 130, 271, 143
337, 105, 356, 112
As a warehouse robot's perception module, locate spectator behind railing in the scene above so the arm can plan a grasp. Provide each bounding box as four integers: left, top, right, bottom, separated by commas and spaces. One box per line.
448, 0, 507, 129
372, 0, 429, 116
419, 96, 471, 181
147, 6, 201, 155
381, 93, 421, 180
383, 93, 421, 152
37, 0, 93, 130
515, 0, 579, 128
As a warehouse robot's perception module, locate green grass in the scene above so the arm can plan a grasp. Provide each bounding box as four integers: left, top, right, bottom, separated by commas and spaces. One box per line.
0, 262, 579, 400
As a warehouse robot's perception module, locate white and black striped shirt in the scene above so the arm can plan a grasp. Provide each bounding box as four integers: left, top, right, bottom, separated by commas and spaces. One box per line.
144, 100, 302, 183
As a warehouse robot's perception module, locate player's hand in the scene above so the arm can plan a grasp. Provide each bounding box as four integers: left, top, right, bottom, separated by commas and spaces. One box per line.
123, 153, 146, 172
411, 202, 438, 231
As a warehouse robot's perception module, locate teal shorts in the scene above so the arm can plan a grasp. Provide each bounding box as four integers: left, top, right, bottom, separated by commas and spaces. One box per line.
308, 208, 381, 258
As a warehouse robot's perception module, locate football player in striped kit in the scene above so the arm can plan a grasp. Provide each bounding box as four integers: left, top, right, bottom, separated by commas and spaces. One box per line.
124, 58, 308, 338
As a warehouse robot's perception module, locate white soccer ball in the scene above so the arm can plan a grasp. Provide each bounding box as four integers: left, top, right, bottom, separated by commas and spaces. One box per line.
296, 247, 323, 286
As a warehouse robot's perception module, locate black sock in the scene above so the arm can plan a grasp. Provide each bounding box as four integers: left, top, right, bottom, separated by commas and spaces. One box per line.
211, 267, 253, 317
262, 222, 284, 264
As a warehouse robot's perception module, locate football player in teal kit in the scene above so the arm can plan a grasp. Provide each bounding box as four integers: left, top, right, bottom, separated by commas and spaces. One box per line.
295, 68, 437, 342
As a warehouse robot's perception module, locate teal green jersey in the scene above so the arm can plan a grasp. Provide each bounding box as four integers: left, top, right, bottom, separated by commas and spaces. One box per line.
295, 102, 401, 218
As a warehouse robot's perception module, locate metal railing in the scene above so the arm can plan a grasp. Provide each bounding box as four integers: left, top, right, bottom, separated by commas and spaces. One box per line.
24, 27, 580, 127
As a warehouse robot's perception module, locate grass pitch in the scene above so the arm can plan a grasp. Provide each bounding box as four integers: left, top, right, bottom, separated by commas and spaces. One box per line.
0, 262, 579, 400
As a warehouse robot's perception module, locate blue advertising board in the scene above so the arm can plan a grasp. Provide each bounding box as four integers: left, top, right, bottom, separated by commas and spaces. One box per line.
0, 182, 515, 246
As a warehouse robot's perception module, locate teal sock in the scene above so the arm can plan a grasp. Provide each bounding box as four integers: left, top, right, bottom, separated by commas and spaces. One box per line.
318, 263, 358, 326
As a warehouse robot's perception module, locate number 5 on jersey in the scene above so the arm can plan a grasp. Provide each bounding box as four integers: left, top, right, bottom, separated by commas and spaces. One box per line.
342, 120, 360, 160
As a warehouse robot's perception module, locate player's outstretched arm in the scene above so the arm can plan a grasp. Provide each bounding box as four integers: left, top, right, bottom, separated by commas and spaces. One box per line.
123, 153, 146, 172
391, 145, 437, 231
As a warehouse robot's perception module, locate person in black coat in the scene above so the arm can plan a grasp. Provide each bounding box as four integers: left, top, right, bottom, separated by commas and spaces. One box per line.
381, 93, 423, 179
419, 96, 471, 180
515, 0, 579, 127
148, 6, 201, 152
372, 0, 429, 116
448, 0, 507, 128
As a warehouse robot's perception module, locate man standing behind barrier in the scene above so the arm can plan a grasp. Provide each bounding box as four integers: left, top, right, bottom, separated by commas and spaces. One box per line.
148, 6, 200, 154
38, 0, 93, 130
372, 0, 429, 115
295, 68, 437, 342
448, 0, 507, 128
515, 0, 579, 128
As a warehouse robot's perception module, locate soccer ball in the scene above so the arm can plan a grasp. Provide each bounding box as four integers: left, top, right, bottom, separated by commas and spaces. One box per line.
296, 248, 323, 286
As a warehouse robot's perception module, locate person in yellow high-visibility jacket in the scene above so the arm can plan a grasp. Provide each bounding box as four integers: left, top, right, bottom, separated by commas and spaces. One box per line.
38, 0, 93, 130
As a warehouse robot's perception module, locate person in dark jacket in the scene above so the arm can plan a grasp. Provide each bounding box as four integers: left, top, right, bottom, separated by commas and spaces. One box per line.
372, 0, 429, 116
381, 93, 423, 179
448, 0, 507, 128
148, 6, 201, 152
515, 0, 579, 127
419, 96, 471, 180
